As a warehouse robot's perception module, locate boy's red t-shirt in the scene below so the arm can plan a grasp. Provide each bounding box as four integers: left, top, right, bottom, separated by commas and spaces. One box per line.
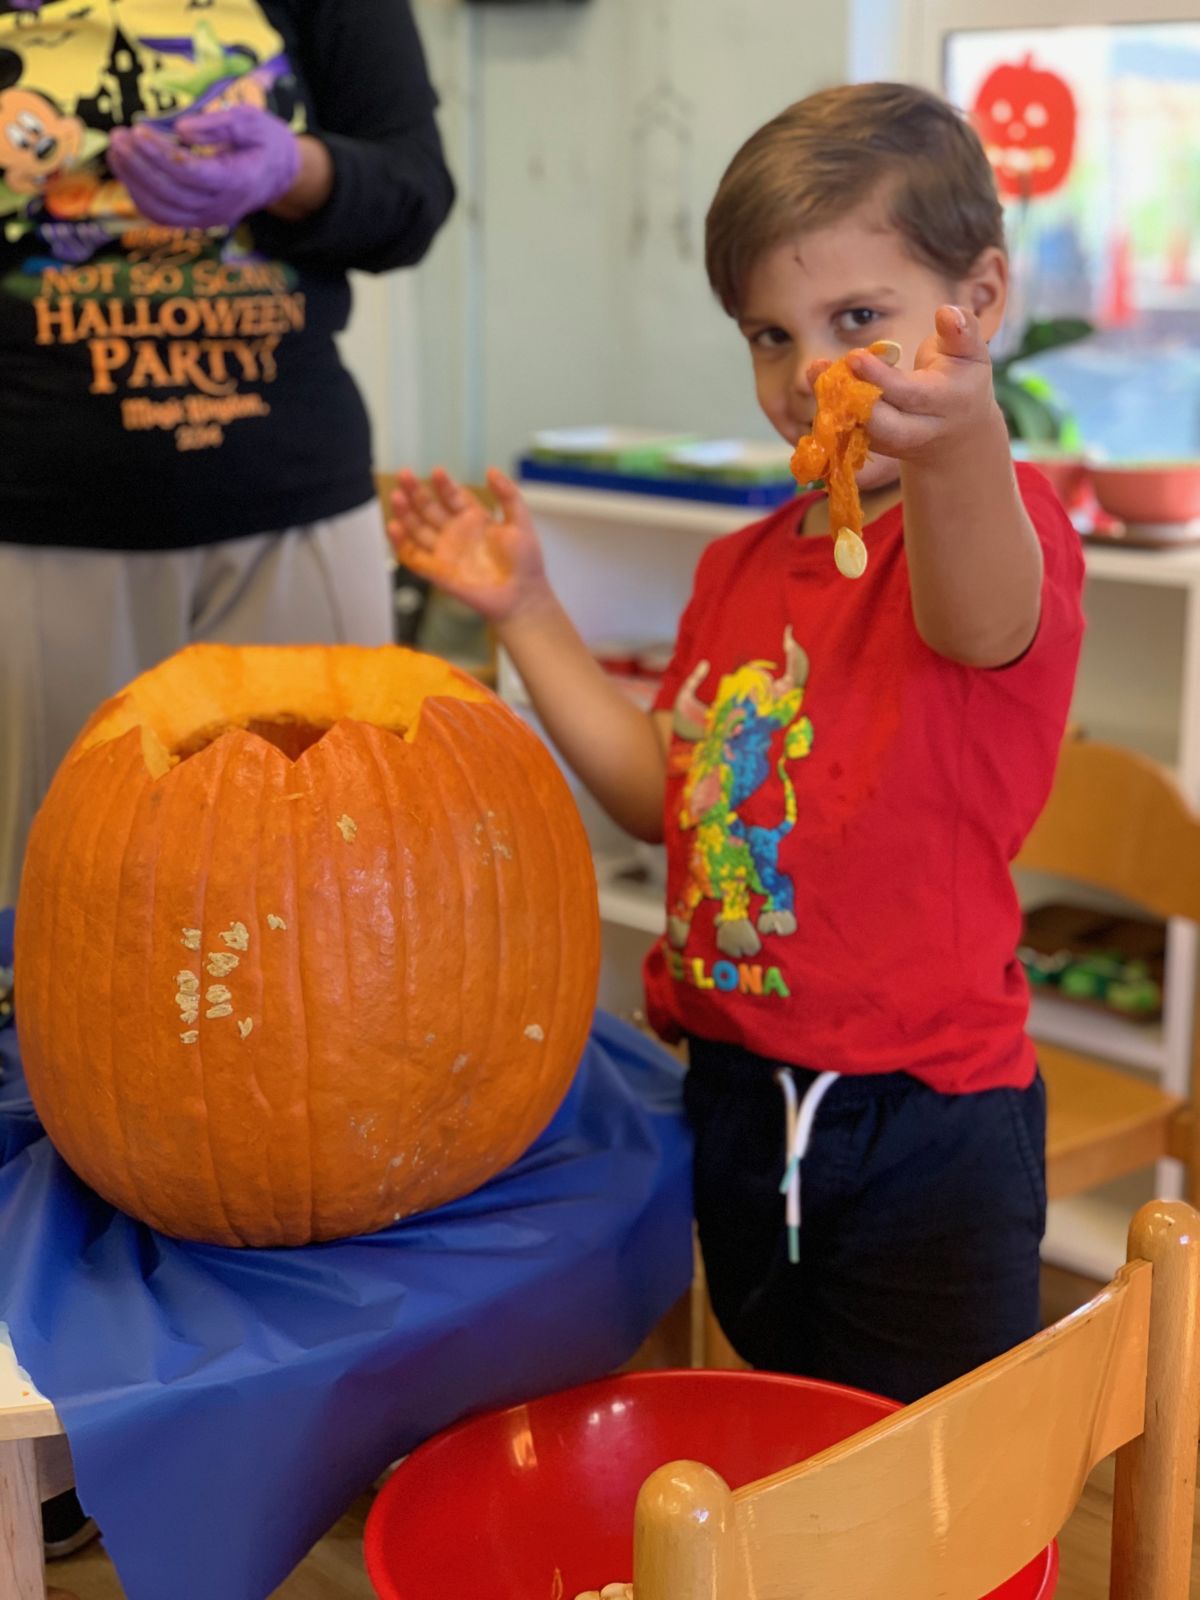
645, 463, 1086, 1094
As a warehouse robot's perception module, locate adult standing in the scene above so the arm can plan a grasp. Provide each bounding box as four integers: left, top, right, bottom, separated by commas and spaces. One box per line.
0, 0, 455, 905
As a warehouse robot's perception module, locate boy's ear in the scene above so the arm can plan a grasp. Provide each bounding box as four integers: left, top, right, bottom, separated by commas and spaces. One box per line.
963, 247, 1008, 341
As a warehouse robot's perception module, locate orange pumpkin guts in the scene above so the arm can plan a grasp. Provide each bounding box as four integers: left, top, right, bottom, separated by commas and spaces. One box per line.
15, 643, 601, 1247
790, 342, 893, 579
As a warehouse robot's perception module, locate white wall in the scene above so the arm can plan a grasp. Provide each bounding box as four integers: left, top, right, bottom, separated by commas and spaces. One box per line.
341, 0, 852, 480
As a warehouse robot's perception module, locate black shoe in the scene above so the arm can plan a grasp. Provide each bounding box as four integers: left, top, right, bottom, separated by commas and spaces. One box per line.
42, 1488, 99, 1560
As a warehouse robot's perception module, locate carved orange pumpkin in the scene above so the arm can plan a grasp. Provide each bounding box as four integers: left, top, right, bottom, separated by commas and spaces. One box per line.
972, 55, 1076, 201
15, 643, 600, 1247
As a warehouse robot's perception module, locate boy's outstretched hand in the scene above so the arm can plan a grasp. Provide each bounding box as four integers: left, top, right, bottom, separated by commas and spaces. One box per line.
389, 466, 548, 623
835, 304, 1003, 464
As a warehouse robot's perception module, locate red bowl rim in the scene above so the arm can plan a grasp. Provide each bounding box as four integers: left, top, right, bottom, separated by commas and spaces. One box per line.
1086, 459, 1200, 477
365, 1368, 898, 1577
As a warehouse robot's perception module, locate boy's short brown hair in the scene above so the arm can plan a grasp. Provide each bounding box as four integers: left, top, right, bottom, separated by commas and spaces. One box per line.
706, 82, 1005, 317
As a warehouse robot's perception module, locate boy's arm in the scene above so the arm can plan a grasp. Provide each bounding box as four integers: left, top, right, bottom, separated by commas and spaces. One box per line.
901, 407, 1042, 668
498, 594, 669, 842
851, 308, 1044, 669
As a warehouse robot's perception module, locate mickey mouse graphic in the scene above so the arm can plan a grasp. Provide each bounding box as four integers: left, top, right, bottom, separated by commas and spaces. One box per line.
0, 44, 84, 195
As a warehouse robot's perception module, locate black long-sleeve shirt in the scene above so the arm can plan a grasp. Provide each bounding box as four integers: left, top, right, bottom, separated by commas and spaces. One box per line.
0, 0, 455, 549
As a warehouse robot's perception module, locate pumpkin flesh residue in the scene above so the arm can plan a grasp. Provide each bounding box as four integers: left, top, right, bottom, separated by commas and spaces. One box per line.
790, 354, 884, 579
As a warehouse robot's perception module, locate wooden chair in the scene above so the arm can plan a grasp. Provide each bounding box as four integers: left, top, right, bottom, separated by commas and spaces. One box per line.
1016, 737, 1200, 1206
634, 1198, 1200, 1600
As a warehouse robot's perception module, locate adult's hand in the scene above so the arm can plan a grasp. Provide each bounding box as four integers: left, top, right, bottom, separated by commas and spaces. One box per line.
107, 106, 300, 229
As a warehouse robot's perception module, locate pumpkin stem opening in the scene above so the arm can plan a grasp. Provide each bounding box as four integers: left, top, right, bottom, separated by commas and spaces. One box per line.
245, 721, 334, 760
175, 720, 336, 763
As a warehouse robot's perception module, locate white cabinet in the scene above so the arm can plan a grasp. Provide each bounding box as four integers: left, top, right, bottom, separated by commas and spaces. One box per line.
509, 483, 1200, 1274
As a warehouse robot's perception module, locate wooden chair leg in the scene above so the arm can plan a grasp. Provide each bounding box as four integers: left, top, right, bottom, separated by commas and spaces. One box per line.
1112, 1201, 1200, 1600
0, 1436, 46, 1600
634, 1460, 738, 1600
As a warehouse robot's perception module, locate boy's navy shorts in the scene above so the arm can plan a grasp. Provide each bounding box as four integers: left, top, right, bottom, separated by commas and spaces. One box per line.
686, 1037, 1047, 1404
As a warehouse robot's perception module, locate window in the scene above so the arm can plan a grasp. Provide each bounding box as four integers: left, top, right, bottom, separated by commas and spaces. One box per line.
943, 21, 1200, 459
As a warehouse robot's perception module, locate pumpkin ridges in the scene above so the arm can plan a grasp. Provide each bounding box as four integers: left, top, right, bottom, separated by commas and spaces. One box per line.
351, 721, 418, 1232
141, 732, 280, 1244
443, 708, 510, 1201
213, 734, 326, 1244
299, 731, 355, 1237
327, 724, 403, 1236
415, 705, 513, 1193
460, 701, 559, 1123
292, 722, 424, 1238
379, 717, 477, 1225
540, 775, 598, 1121
246, 746, 321, 1245
501, 713, 573, 1119
473, 696, 598, 1123
36, 740, 130, 1219
59, 738, 148, 1221
268, 746, 321, 1244
516, 708, 585, 1108
413, 698, 596, 1191
340, 716, 453, 1227
177, 733, 251, 1243
106, 744, 169, 1236
152, 732, 257, 1243
33, 735, 161, 1230
234, 745, 286, 1244
421, 707, 495, 1126
500, 691, 596, 1124
15, 731, 79, 1139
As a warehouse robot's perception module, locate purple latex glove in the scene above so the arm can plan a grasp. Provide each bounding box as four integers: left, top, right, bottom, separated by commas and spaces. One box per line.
107, 106, 300, 230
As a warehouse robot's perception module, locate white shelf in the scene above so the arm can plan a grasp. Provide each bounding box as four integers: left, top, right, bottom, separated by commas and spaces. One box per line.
1043, 1194, 1136, 1283
1083, 540, 1200, 589
1026, 993, 1166, 1072
520, 483, 748, 537
1066, 720, 1179, 774
595, 855, 666, 936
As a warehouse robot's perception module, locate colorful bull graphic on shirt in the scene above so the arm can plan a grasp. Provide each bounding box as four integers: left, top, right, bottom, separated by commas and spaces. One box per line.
668, 626, 813, 959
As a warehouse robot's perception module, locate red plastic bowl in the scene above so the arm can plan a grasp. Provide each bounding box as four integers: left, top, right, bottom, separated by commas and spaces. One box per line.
1088, 460, 1200, 526
365, 1370, 1057, 1599
1019, 452, 1088, 508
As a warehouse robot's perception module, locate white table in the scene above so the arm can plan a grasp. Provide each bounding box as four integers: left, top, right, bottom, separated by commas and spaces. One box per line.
1, 1322, 67, 1600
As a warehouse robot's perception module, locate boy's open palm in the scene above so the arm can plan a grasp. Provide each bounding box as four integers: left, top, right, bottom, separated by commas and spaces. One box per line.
838, 305, 1000, 464
389, 467, 546, 622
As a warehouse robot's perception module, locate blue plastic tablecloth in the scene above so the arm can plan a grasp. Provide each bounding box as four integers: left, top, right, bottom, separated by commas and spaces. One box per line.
0, 909, 693, 1600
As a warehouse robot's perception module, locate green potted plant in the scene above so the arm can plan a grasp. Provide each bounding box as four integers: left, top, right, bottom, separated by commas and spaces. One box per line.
993, 315, 1092, 447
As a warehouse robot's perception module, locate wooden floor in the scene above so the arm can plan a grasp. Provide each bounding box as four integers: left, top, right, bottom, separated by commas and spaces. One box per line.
47, 1268, 1200, 1600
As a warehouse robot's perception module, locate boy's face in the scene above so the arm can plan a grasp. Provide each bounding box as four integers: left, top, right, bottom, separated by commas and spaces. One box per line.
736, 201, 991, 492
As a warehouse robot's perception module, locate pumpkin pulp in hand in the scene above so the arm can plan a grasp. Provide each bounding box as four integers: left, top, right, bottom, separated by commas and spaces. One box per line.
790, 342, 893, 579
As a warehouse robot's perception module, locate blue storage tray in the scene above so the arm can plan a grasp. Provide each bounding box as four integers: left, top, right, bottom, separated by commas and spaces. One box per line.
516, 456, 799, 509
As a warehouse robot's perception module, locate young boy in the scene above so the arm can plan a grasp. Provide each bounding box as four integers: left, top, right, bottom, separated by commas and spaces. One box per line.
390, 82, 1085, 1404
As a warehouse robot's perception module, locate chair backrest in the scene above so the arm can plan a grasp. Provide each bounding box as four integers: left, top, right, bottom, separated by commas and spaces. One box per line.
634, 1200, 1200, 1600
1016, 737, 1200, 924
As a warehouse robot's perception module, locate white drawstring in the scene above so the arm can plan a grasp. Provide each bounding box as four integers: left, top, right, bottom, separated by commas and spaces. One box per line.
775, 1068, 839, 1264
